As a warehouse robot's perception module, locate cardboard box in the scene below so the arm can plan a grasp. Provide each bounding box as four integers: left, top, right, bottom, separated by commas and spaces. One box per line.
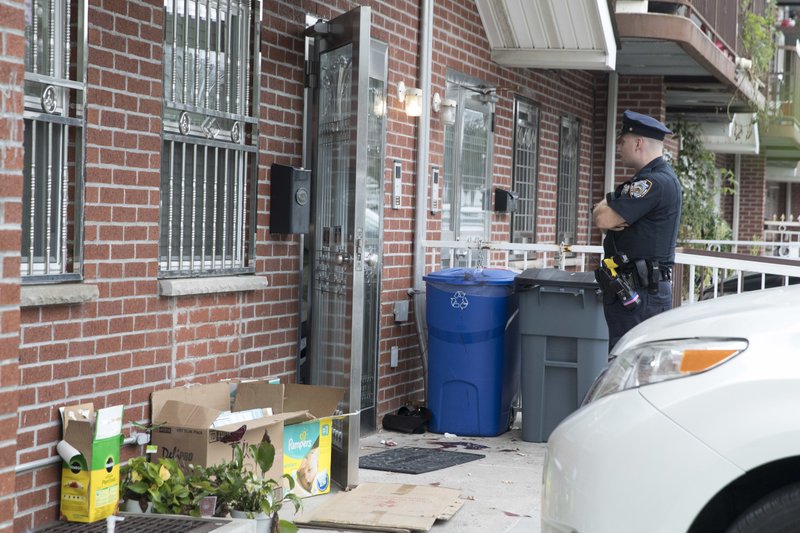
150, 382, 287, 480
232, 382, 345, 497
59, 403, 123, 523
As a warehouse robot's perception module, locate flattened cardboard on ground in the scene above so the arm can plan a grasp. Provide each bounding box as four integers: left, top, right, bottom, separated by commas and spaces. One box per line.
294, 482, 463, 532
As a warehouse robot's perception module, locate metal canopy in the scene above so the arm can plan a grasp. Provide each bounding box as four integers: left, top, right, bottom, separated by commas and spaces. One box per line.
761, 121, 800, 162
700, 113, 760, 155
475, 0, 617, 71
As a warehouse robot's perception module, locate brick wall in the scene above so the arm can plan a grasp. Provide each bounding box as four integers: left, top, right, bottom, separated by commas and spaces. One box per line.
739, 154, 767, 242
0, 1, 23, 531
14, 1, 296, 527
12, 0, 610, 525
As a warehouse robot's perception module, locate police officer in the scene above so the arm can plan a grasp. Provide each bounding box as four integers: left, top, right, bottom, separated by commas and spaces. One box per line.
592, 110, 682, 350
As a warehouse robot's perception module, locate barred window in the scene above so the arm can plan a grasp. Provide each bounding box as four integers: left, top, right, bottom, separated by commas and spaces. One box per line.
511, 98, 539, 248
160, 0, 259, 277
556, 116, 580, 245
22, 0, 86, 281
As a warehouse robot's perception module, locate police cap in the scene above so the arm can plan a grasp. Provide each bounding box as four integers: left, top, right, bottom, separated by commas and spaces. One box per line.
620, 110, 672, 141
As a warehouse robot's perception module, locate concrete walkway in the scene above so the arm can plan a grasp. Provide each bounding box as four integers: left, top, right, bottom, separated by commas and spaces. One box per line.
287, 420, 545, 533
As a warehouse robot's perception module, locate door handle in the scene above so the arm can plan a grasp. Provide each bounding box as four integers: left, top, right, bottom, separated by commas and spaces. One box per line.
365, 253, 379, 268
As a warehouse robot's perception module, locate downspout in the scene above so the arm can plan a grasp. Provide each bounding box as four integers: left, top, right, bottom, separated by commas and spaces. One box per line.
733, 154, 741, 251
411, 0, 433, 404
604, 72, 619, 194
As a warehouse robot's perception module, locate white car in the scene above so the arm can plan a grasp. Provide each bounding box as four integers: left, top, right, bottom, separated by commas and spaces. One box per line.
541, 284, 800, 533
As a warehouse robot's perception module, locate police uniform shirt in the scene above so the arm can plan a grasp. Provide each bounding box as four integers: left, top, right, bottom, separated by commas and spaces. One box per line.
603, 156, 682, 266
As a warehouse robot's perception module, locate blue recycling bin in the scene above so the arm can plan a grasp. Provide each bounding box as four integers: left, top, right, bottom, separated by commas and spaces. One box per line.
423, 268, 519, 436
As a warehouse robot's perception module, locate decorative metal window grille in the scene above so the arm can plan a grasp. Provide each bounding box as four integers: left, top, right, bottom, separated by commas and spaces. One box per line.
22, 0, 86, 281
556, 116, 580, 245
511, 99, 539, 249
160, 0, 259, 277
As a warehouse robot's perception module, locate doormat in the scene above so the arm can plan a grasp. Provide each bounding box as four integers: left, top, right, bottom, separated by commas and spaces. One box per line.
359, 446, 484, 474
294, 482, 463, 532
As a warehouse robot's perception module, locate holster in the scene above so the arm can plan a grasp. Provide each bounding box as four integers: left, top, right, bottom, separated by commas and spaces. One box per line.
594, 267, 619, 305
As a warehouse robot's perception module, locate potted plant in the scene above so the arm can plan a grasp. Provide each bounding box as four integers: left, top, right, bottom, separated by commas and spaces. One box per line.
120, 456, 203, 515
209, 441, 302, 533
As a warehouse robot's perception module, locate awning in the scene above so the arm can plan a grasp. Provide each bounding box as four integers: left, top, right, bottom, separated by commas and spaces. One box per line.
700, 114, 760, 155
766, 162, 800, 183
475, 0, 617, 71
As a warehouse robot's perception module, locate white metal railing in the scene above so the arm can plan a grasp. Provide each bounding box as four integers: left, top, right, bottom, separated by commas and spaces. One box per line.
422, 240, 800, 305
681, 239, 800, 259
764, 219, 800, 259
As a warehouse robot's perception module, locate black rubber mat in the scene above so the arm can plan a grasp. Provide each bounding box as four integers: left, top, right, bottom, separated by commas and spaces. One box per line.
359, 446, 484, 474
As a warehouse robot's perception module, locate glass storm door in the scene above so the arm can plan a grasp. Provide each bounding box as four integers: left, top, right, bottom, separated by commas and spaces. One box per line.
306, 6, 371, 490
360, 41, 387, 436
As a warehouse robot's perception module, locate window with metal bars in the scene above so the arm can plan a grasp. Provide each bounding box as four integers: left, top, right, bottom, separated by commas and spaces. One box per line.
556, 116, 580, 245
22, 0, 86, 282
511, 98, 539, 250
159, 0, 259, 277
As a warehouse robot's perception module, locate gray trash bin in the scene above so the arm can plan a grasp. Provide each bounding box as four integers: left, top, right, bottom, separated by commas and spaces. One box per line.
514, 268, 609, 442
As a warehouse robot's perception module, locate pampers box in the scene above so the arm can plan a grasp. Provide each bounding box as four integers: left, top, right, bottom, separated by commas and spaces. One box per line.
283, 413, 333, 497
281, 384, 344, 497
58, 403, 123, 522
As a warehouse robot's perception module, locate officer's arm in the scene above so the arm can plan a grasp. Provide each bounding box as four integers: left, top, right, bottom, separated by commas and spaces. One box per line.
593, 198, 629, 231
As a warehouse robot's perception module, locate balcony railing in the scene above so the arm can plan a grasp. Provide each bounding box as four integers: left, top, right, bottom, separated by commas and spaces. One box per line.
621, 0, 740, 61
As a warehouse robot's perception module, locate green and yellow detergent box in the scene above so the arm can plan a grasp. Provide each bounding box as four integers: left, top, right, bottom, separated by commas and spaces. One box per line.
231, 382, 345, 498
59, 403, 123, 522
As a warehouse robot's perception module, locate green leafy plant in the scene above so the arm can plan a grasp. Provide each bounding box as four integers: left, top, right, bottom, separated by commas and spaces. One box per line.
729, 0, 778, 130
740, 0, 778, 79
667, 116, 735, 243
202, 441, 302, 533
667, 116, 737, 298
120, 456, 206, 516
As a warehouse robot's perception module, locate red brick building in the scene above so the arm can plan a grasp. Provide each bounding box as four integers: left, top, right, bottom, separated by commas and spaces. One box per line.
0, 0, 781, 529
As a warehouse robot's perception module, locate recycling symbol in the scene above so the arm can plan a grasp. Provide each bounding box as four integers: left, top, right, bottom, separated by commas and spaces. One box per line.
450, 291, 469, 310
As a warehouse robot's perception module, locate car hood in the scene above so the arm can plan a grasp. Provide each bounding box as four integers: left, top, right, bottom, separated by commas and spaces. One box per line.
612, 284, 800, 354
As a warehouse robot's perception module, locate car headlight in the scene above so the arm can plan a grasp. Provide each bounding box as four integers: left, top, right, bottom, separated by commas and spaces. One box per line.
583, 338, 748, 405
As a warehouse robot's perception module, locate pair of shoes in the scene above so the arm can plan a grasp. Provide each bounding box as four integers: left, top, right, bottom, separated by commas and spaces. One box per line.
382, 406, 432, 434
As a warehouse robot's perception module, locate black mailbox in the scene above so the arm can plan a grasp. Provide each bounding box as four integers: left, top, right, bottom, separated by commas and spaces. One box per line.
494, 188, 519, 213
270, 163, 311, 234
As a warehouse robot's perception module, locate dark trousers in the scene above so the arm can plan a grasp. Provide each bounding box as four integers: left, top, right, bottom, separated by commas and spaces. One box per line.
604, 280, 673, 352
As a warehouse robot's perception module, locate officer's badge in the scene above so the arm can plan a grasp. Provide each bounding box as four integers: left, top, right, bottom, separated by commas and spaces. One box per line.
629, 179, 652, 198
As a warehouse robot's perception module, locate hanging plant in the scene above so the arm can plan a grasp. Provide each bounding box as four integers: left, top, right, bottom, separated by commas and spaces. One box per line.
729, 0, 778, 133
740, 0, 778, 79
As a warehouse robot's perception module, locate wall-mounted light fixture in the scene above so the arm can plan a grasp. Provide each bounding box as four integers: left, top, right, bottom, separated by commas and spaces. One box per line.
397, 81, 423, 117
432, 92, 458, 126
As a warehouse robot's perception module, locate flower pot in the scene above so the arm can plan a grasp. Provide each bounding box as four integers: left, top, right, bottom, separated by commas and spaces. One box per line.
230, 509, 273, 533
122, 498, 152, 513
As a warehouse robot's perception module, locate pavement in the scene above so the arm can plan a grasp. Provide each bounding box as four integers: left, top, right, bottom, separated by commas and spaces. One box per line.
284, 417, 546, 533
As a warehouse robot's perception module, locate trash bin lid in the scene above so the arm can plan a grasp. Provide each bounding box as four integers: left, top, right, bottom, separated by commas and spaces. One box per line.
423, 267, 517, 285
514, 268, 598, 290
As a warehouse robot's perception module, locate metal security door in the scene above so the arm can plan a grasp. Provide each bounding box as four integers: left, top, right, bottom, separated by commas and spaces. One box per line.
306, 7, 371, 490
